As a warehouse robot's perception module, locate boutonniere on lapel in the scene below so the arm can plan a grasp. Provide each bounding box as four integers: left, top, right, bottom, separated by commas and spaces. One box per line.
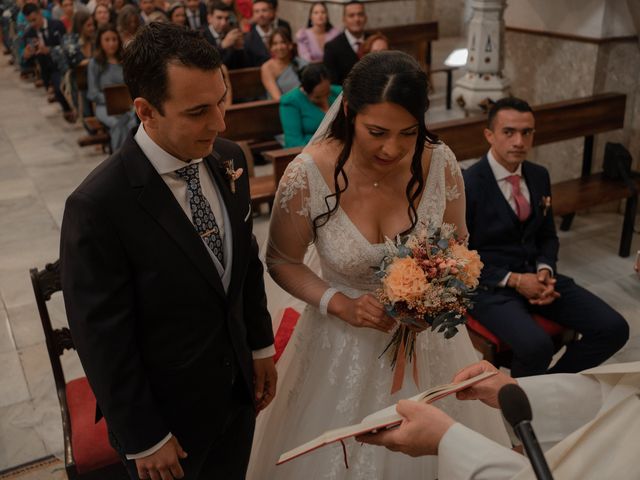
223, 159, 244, 194
540, 196, 552, 217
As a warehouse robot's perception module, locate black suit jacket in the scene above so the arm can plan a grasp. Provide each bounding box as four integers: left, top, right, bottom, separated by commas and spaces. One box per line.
323, 32, 359, 85
186, 2, 207, 31
244, 25, 270, 67
202, 27, 249, 69
273, 17, 291, 37
60, 134, 273, 454
463, 156, 559, 287
24, 18, 66, 48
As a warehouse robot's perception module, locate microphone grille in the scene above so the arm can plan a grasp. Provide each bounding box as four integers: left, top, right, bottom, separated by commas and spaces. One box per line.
498, 383, 533, 427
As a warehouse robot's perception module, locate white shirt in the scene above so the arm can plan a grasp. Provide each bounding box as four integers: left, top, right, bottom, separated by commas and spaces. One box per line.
127, 125, 274, 460
344, 29, 365, 53
186, 8, 201, 29
487, 150, 553, 286
255, 24, 272, 45
209, 25, 222, 45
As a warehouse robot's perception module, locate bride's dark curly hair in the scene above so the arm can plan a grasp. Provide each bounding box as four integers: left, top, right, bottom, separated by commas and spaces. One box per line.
312, 51, 439, 239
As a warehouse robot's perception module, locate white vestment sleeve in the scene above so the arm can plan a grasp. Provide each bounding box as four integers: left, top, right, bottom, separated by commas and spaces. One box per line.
438, 423, 527, 480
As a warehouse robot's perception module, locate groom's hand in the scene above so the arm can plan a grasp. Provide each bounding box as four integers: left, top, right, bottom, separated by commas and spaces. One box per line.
135, 436, 187, 480
253, 357, 277, 412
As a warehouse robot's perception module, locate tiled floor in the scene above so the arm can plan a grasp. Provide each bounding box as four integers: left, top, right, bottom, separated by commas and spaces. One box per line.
0, 38, 639, 474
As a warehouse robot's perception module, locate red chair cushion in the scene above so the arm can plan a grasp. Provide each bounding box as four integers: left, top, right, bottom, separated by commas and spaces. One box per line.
274, 307, 300, 363
466, 313, 567, 353
66, 377, 121, 474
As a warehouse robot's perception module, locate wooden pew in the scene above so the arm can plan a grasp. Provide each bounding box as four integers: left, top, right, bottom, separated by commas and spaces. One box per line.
228, 67, 265, 102
263, 93, 638, 257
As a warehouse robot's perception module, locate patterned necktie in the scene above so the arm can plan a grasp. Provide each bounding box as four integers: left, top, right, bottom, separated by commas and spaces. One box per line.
505, 175, 531, 222
175, 163, 224, 265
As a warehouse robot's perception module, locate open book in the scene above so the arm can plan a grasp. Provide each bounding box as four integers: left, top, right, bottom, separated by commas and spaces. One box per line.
277, 370, 497, 465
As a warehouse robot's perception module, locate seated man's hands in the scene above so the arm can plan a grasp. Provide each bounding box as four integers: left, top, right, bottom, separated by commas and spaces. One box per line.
356, 400, 454, 456
452, 360, 517, 409
509, 271, 560, 305
135, 436, 187, 480
253, 356, 277, 412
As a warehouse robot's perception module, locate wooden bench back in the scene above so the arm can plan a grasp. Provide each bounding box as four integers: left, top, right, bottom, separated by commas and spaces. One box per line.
104, 84, 133, 116
228, 67, 265, 101
368, 22, 438, 68
222, 99, 281, 142
264, 93, 627, 185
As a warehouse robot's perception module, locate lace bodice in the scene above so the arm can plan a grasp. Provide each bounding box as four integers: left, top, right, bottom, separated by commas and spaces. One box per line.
267, 142, 467, 303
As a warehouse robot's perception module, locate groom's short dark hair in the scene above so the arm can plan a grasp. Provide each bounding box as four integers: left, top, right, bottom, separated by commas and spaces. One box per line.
122, 22, 221, 114
487, 97, 533, 129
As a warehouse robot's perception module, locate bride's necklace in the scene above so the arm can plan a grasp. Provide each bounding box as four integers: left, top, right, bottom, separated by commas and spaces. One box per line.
350, 160, 393, 188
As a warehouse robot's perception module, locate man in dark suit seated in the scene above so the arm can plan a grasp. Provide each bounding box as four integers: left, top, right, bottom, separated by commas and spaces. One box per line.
244, 0, 277, 67
60, 23, 276, 480
22, 3, 75, 122
463, 97, 628, 377
203, 1, 248, 70
323, 0, 367, 85
185, 0, 207, 31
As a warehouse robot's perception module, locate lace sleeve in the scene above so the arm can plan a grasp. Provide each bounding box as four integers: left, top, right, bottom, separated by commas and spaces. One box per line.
440, 144, 469, 242
266, 157, 331, 309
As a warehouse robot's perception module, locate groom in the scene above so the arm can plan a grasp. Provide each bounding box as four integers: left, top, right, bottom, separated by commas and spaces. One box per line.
60, 23, 276, 479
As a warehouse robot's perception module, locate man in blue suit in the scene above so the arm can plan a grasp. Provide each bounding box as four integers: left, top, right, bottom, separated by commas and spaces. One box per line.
463, 97, 628, 377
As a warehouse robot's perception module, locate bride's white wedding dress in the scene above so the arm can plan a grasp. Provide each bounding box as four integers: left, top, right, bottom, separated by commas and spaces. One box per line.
247, 143, 509, 479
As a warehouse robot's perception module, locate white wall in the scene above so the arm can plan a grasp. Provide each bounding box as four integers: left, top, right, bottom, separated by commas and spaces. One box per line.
504, 0, 635, 38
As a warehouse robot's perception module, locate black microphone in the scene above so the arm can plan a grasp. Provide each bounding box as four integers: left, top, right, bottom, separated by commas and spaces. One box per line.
498, 383, 554, 480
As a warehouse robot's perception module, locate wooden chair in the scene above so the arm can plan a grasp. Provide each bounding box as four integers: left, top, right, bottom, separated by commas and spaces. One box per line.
30, 260, 128, 480
75, 64, 111, 153
466, 313, 577, 369
104, 84, 133, 116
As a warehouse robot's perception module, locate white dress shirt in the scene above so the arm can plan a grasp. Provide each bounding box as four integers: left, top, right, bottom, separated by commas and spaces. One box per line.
344, 29, 365, 54
487, 150, 553, 286
186, 8, 201, 29
126, 125, 274, 460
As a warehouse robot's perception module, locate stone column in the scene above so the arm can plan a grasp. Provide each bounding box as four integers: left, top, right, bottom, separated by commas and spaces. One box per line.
452, 0, 510, 114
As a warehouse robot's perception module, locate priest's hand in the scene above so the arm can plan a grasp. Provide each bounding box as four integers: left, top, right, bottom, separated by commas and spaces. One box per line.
135, 436, 187, 480
254, 356, 277, 412
356, 401, 454, 456
451, 360, 517, 409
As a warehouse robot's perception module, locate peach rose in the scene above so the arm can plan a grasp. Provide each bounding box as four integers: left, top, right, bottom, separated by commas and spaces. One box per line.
450, 243, 483, 288
383, 257, 429, 304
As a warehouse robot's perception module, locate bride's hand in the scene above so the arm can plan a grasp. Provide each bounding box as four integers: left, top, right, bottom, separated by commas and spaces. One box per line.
330, 293, 396, 333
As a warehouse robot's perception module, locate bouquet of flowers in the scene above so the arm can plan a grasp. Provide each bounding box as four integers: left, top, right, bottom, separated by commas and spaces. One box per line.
375, 223, 483, 388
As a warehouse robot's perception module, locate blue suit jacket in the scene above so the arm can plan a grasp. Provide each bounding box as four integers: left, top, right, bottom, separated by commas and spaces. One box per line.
463, 156, 559, 287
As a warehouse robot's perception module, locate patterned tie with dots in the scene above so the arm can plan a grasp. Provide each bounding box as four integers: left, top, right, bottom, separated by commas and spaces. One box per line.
175, 163, 224, 265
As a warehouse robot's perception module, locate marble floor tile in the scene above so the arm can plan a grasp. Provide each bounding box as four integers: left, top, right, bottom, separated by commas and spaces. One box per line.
0, 268, 40, 310
0, 307, 17, 354
0, 401, 48, 472
0, 351, 30, 408
19, 343, 56, 404
7, 303, 46, 350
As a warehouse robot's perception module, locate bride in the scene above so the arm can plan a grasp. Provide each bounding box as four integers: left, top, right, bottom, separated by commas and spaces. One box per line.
248, 51, 509, 479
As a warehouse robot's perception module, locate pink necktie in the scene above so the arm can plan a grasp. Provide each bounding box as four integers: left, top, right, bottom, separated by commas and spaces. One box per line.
505, 175, 531, 221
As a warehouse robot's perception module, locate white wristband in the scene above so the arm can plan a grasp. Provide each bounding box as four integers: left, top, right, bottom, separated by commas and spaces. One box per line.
319, 287, 338, 316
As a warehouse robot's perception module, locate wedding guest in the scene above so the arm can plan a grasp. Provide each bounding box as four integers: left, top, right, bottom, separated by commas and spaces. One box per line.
269, 0, 290, 36
243, 0, 274, 66
463, 97, 628, 377
92, 3, 110, 27
112, 0, 128, 14
324, 0, 367, 84
260, 27, 306, 100
279, 63, 341, 147
139, 0, 156, 24
116, 3, 140, 46
359, 360, 640, 480
22, 2, 76, 121
362, 31, 388, 55
87, 24, 137, 150
295, 1, 339, 63
203, 1, 247, 69
60, 0, 75, 31
166, 2, 186, 26
184, 0, 206, 30
147, 9, 167, 23
220, 0, 249, 32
